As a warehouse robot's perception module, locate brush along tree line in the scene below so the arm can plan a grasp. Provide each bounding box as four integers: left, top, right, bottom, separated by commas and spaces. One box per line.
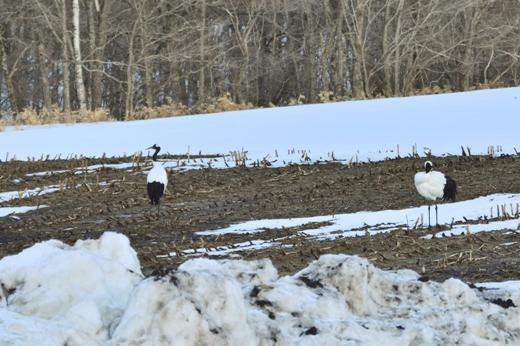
0, 0, 519, 123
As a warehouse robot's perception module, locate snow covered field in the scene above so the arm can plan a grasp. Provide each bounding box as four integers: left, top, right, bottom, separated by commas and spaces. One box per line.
1, 87, 519, 163
0, 232, 518, 345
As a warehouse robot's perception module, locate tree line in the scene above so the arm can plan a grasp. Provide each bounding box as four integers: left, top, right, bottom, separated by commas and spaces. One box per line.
1, 0, 519, 119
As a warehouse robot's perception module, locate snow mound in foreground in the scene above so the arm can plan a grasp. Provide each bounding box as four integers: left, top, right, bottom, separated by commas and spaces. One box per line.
0, 232, 142, 345
0, 233, 519, 345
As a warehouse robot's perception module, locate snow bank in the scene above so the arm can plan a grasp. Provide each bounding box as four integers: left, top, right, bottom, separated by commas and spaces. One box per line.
0, 232, 142, 345
1, 87, 519, 162
0, 233, 519, 345
111, 255, 520, 345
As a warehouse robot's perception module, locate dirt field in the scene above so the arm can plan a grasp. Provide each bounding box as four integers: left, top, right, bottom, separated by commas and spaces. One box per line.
1, 154, 520, 284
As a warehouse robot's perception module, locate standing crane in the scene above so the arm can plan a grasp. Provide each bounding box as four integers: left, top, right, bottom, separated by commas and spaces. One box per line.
146, 144, 168, 208
414, 160, 457, 229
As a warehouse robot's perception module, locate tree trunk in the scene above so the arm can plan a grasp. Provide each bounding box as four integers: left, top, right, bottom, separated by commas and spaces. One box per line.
343, 0, 368, 99
0, 46, 2, 119
88, 0, 96, 109
37, 40, 52, 112
61, 0, 71, 112
393, 0, 405, 95
93, 0, 109, 110
461, 1, 480, 90
1, 43, 20, 117
382, 1, 393, 96
144, 56, 153, 108
302, 4, 316, 102
125, 21, 138, 118
140, 3, 153, 108
198, 0, 206, 102
73, 0, 87, 113
125, 46, 135, 118
334, 8, 346, 96
283, 0, 301, 99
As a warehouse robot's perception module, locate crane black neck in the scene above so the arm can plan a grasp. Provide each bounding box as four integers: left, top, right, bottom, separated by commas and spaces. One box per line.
152, 147, 160, 161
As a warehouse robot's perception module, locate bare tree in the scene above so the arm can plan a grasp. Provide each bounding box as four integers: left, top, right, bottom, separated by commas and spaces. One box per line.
72, 0, 87, 112
61, 0, 72, 112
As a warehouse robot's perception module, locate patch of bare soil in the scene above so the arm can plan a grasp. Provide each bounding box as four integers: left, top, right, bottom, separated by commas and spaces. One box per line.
1, 155, 520, 284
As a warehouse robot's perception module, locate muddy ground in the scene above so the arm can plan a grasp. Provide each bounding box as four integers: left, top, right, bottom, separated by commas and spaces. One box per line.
1, 154, 520, 284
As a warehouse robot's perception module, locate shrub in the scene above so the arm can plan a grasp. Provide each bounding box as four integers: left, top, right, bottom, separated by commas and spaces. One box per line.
130, 102, 188, 120
193, 93, 255, 114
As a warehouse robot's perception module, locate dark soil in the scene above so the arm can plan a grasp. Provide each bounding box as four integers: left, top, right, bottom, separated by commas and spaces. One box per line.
1, 154, 520, 284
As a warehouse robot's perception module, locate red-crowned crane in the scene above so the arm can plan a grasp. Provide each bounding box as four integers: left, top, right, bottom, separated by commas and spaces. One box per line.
414, 160, 457, 229
146, 144, 168, 207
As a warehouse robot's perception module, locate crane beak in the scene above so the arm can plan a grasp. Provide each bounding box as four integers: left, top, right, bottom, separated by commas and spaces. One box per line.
146, 146, 153, 150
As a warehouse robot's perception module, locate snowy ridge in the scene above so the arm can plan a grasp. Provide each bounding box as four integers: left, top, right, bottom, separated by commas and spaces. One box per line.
0, 232, 519, 345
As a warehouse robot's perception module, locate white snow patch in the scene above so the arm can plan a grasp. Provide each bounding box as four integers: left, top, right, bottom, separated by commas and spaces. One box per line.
165, 238, 293, 258
423, 219, 520, 239
0, 186, 60, 202
0, 181, 125, 207
24, 162, 136, 178
25, 169, 69, 177
477, 281, 520, 291
0, 206, 46, 218
196, 218, 332, 236
77, 162, 135, 174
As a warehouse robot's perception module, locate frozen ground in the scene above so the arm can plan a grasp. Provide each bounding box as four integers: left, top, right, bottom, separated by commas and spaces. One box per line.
1, 87, 519, 163
0, 232, 518, 345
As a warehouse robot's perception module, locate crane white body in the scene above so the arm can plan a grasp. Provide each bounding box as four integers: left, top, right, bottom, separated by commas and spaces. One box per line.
414, 171, 447, 201
147, 161, 168, 189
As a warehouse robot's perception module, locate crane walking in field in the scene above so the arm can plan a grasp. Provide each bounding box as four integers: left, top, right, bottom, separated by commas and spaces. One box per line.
414, 160, 457, 229
146, 144, 168, 208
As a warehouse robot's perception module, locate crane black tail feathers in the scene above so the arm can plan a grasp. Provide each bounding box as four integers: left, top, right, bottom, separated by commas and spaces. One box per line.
147, 182, 165, 205
443, 176, 457, 202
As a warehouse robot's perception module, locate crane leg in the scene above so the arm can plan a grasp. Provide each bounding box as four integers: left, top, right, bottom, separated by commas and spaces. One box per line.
428, 204, 431, 229
435, 204, 439, 228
